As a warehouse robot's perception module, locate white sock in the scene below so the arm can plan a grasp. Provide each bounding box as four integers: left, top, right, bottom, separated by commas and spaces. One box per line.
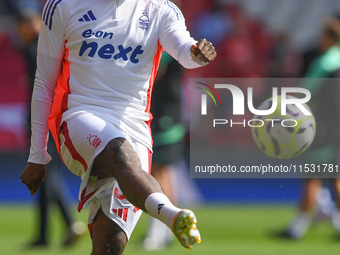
331, 209, 340, 233
145, 193, 181, 228
288, 212, 312, 238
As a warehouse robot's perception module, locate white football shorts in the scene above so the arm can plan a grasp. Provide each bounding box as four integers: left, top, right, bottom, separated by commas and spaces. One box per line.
57, 111, 152, 239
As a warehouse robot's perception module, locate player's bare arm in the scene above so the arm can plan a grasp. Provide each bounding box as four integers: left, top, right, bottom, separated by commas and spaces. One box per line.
191, 38, 217, 63
20, 163, 46, 196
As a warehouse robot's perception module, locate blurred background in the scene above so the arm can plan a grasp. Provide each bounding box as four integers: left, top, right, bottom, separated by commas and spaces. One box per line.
2, 0, 340, 254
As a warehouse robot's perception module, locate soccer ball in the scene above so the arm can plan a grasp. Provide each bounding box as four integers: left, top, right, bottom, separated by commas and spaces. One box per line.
251, 95, 316, 159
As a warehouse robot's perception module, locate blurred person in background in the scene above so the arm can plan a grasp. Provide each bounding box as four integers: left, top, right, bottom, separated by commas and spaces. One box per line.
280, 14, 340, 239
192, 0, 233, 47
268, 32, 301, 78
5, 0, 86, 247
189, 0, 232, 79
220, 3, 273, 78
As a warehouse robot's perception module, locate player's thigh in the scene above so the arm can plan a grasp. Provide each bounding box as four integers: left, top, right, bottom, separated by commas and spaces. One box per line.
91, 130, 152, 179
91, 137, 150, 178
58, 112, 125, 177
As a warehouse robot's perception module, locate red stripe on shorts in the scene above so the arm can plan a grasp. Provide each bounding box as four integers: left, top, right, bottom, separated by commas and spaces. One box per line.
148, 148, 152, 174
88, 223, 93, 239
78, 187, 99, 212
60, 121, 88, 171
123, 208, 128, 222
118, 208, 123, 218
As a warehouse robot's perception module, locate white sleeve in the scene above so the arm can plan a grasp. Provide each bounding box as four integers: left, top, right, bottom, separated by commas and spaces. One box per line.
28, 2, 65, 165
159, 2, 207, 69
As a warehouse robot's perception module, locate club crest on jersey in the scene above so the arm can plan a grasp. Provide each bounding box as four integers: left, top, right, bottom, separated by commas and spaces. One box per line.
139, 14, 149, 30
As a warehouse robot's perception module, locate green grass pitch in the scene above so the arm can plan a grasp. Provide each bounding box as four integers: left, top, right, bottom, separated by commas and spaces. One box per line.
1, 204, 340, 255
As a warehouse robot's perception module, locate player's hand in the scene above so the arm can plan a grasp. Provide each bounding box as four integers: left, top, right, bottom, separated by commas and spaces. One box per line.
20, 163, 47, 196
191, 39, 217, 63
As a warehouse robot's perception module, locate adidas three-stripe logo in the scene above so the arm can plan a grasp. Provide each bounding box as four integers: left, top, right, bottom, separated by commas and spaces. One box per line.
158, 203, 165, 214
79, 10, 97, 22
43, 0, 63, 30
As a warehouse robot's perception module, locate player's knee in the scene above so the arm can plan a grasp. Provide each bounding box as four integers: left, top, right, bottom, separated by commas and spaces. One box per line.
91, 138, 126, 178
105, 138, 131, 165
92, 137, 141, 179
92, 236, 126, 255
99, 234, 126, 255
105, 138, 125, 154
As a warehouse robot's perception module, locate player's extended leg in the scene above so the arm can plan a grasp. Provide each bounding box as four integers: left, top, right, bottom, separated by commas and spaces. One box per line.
57, 113, 200, 253
91, 137, 163, 211
90, 138, 160, 254
90, 138, 200, 253
144, 164, 177, 250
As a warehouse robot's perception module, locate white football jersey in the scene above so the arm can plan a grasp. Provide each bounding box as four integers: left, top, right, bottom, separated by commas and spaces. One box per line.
28, 0, 205, 164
